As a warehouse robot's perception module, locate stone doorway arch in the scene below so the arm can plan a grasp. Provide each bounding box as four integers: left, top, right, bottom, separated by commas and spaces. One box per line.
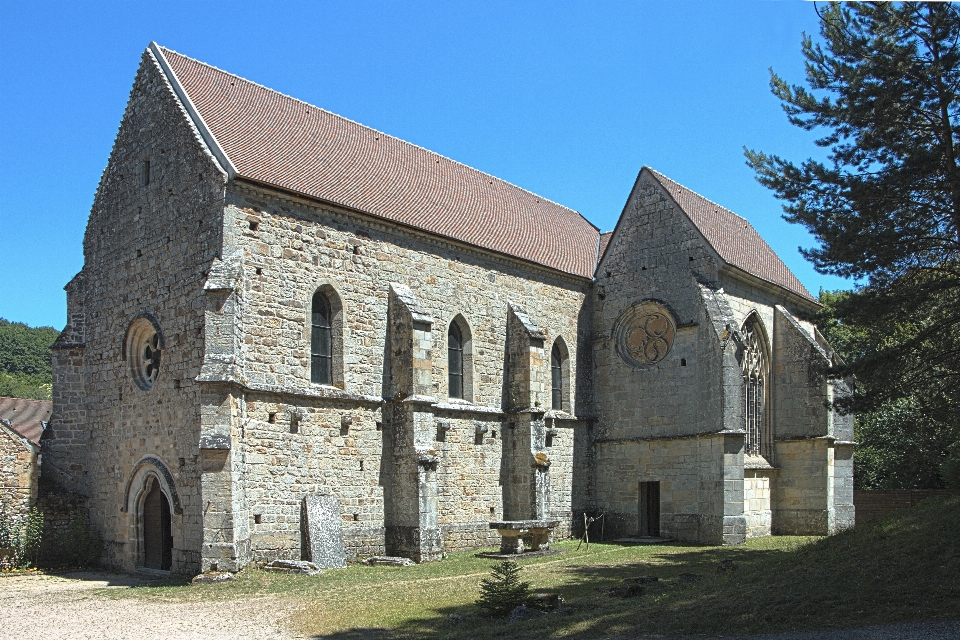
124, 456, 181, 572
141, 477, 173, 570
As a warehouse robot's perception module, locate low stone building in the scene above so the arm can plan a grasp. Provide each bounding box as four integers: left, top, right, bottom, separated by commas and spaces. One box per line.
44, 43, 854, 574
0, 397, 49, 519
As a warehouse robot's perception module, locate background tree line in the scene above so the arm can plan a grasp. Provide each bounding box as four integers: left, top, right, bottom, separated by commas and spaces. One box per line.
748, 2, 960, 489
0, 318, 58, 401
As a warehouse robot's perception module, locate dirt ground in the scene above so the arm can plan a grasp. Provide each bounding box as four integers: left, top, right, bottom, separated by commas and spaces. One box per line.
0, 572, 300, 639
2, 571, 957, 640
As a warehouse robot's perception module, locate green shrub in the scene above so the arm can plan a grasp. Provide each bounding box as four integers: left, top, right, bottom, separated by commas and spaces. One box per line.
0, 507, 43, 568
476, 560, 531, 616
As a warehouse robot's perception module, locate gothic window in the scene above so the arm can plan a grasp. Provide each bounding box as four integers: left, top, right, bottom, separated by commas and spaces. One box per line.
741, 316, 769, 457
448, 322, 464, 399
550, 337, 571, 412
551, 343, 563, 411
311, 290, 333, 385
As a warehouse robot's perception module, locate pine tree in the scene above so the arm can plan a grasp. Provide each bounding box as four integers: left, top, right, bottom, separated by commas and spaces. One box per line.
746, 3, 960, 433
476, 560, 531, 616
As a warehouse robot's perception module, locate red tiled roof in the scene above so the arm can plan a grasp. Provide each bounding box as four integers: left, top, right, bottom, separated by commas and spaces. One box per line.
646, 168, 816, 302
597, 231, 613, 264
0, 397, 50, 446
156, 46, 600, 278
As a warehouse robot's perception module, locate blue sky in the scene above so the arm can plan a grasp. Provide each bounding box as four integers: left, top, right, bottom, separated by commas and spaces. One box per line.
0, 0, 848, 329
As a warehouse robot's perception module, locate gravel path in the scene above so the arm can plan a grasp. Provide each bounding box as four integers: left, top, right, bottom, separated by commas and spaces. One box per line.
2, 571, 955, 640
0, 572, 300, 639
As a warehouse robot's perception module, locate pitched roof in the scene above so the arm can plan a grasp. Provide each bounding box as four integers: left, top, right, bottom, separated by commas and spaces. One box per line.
597, 231, 613, 264
646, 168, 816, 302
154, 45, 600, 278
0, 397, 50, 446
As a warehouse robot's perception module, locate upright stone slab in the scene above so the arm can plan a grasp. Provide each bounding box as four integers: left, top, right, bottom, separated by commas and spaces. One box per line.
304, 494, 347, 569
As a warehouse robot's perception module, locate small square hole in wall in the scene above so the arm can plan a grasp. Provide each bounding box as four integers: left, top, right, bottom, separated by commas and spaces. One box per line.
254, 514, 262, 525
359, 460, 364, 471
681, 358, 687, 367
249, 220, 259, 231
255, 267, 263, 276
136, 249, 142, 258
268, 412, 277, 424
353, 513, 360, 521
489, 507, 495, 515
376, 421, 383, 431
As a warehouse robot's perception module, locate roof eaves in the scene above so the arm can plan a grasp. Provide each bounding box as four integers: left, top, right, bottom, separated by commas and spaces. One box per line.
150, 42, 237, 180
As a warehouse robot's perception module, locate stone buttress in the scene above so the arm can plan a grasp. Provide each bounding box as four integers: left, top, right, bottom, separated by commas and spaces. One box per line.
382, 283, 442, 562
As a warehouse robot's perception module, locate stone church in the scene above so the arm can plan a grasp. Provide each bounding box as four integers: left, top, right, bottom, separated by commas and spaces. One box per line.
43, 43, 854, 574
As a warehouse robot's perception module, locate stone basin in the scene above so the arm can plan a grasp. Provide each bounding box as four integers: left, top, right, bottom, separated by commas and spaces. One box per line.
489, 520, 560, 554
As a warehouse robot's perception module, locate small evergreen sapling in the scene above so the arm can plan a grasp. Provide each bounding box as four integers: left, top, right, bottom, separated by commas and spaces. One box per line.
477, 560, 531, 616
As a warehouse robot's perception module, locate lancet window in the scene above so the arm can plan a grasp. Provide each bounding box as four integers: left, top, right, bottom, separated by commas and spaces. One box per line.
448, 322, 464, 399
311, 291, 333, 385
551, 344, 563, 410
741, 317, 769, 457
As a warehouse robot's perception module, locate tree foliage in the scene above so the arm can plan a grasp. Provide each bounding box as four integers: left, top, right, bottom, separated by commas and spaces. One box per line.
477, 560, 531, 617
0, 318, 58, 400
747, 3, 960, 425
819, 291, 959, 489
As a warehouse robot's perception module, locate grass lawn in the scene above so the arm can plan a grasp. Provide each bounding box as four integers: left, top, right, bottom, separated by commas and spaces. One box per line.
106, 496, 960, 638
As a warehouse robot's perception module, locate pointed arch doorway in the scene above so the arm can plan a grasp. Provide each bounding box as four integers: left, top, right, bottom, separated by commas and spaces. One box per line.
141, 478, 173, 571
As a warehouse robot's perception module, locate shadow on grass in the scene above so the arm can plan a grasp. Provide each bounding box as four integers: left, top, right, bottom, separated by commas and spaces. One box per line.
305, 496, 960, 639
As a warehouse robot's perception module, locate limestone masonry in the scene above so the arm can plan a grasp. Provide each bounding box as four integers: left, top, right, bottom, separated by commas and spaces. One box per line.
44, 43, 854, 574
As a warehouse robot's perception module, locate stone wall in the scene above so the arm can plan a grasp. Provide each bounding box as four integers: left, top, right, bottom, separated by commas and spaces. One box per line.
190, 180, 592, 565
45, 48, 227, 574
0, 424, 37, 518
590, 172, 746, 544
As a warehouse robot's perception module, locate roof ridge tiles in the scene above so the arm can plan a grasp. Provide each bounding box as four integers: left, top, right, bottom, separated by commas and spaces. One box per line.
156, 44, 598, 234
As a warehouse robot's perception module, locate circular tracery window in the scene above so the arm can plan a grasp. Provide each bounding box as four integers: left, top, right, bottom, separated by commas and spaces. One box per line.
613, 301, 677, 368
126, 317, 162, 390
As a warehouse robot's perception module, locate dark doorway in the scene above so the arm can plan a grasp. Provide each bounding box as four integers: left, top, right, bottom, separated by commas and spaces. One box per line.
143, 480, 173, 571
638, 481, 660, 537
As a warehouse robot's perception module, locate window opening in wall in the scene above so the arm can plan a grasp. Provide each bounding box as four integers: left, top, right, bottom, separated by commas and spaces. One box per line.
249, 220, 259, 231
448, 322, 464, 399
126, 317, 162, 391
638, 481, 660, 537
312, 291, 333, 385
254, 514, 262, 524
551, 344, 563, 410
741, 319, 767, 457
680, 358, 687, 367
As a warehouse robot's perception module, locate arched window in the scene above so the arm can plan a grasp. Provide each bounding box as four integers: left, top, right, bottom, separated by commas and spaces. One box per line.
311, 290, 333, 385
550, 337, 570, 412
551, 343, 563, 410
448, 322, 464, 399
741, 316, 769, 457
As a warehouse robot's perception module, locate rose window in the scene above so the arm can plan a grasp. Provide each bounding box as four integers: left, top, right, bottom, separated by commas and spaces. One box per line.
126, 317, 163, 391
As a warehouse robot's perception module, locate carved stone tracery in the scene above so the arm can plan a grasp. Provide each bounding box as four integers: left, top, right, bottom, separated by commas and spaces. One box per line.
614, 301, 677, 368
